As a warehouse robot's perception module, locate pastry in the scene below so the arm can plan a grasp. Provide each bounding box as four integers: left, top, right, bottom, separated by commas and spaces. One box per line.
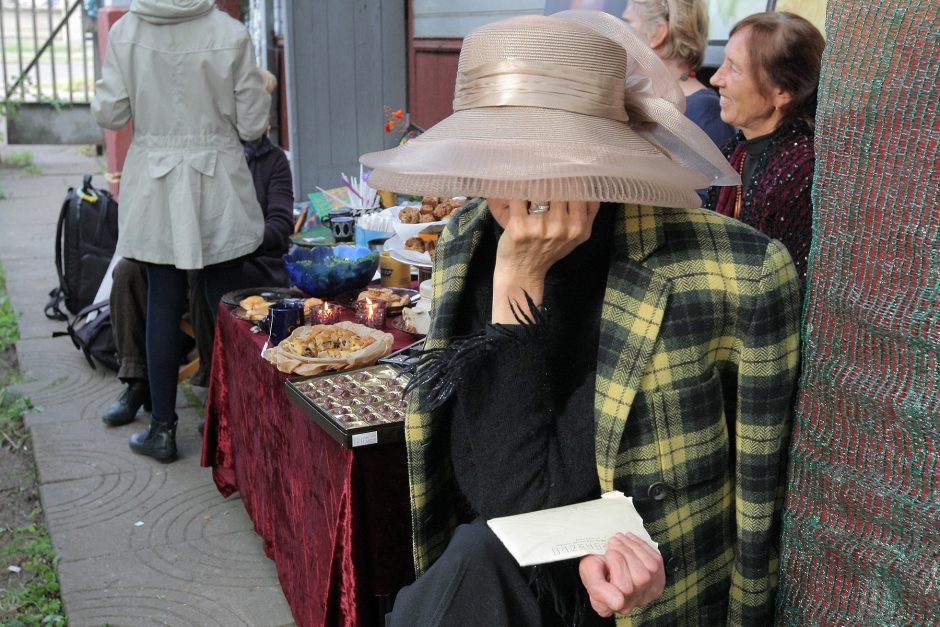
280, 324, 376, 358
239, 295, 273, 321
433, 201, 453, 220
398, 206, 420, 224
357, 287, 410, 308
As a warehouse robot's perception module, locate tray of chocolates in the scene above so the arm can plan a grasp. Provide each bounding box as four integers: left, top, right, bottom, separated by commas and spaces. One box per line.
285, 364, 410, 448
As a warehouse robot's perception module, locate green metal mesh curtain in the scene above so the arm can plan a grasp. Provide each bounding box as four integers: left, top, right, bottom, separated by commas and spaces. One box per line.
776, 0, 939, 623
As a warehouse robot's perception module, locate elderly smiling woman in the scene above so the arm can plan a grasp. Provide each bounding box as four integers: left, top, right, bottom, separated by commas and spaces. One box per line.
706, 12, 825, 286
362, 10, 801, 626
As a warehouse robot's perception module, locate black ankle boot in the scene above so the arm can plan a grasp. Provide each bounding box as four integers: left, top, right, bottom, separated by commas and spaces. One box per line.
101, 380, 151, 426
129, 419, 178, 463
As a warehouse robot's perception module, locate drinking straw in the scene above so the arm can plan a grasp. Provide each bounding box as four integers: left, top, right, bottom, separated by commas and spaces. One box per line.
316, 186, 349, 207
342, 174, 365, 202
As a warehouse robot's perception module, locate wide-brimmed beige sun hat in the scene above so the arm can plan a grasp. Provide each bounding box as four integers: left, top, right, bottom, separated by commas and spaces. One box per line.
360, 10, 738, 208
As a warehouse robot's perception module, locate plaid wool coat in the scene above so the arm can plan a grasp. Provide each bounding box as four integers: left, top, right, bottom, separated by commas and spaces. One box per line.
405, 199, 801, 625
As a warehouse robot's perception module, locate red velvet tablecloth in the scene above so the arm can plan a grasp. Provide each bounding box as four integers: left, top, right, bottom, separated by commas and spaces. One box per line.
201, 308, 416, 627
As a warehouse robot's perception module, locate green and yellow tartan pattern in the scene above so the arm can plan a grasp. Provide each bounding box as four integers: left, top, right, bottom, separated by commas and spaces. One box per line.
405, 200, 801, 625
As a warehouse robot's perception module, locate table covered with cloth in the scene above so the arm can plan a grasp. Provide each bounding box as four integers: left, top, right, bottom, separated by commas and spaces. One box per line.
200, 307, 417, 626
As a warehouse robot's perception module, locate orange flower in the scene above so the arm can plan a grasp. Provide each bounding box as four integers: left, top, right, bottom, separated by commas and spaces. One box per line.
393, 108, 404, 120
384, 120, 395, 133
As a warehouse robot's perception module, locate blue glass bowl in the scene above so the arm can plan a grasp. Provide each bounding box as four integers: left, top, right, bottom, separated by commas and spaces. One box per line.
284, 244, 380, 298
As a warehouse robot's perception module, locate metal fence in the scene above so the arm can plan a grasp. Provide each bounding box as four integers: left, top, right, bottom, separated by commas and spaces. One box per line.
1, 0, 96, 105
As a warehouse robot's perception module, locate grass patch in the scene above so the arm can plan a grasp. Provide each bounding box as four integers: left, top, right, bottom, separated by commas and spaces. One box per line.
0, 388, 31, 451
1, 150, 41, 176
0, 298, 20, 354
0, 262, 65, 627
0, 265, 19, 359
0, 512, 65, 627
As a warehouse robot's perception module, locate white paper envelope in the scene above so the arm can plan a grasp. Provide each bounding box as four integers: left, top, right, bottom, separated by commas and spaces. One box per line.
487, 491, 658, 567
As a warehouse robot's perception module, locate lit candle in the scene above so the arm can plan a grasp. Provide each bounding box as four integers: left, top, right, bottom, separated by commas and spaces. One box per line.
356, 297, 387, 329
315, 302, 339, 325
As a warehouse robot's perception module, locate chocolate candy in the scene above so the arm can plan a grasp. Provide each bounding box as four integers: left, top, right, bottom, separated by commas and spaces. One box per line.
296, 365, 410, 430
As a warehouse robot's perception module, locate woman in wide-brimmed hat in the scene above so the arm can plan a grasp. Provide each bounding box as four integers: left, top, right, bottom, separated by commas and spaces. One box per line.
362, 10, 801, 626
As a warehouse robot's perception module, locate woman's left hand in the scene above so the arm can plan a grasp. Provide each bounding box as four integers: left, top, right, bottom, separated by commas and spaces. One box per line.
579, 532, 666, 618
489, 199, 599, 324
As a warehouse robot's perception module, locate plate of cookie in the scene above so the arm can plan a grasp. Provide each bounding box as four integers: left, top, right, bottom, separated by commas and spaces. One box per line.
221, 287, 301, 308
225, 287, 322, 323
390, 314, 427, 338
391, 196, 465, 241
333, 286, 420, 316
383, 234, 436, 269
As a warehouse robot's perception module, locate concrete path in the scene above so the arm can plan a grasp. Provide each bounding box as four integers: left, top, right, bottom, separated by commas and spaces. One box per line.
0, 145, 295, 627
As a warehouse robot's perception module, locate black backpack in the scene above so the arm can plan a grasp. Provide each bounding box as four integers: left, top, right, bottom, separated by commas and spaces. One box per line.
52, 300, 119, 371
44, 175, 119, 321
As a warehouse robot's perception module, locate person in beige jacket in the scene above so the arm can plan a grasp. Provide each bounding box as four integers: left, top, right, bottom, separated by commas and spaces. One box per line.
92, 0, 270, 463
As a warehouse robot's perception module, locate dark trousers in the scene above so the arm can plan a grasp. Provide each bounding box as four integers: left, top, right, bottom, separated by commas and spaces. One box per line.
145, 263, 242, 425
110, 259, 149, 382
109, 259, 217, 386
388, 519, 612, 627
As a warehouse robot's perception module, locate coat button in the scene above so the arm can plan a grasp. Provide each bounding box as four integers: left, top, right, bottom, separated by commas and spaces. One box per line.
647, 482, 669, 501
665, 556, 680, 575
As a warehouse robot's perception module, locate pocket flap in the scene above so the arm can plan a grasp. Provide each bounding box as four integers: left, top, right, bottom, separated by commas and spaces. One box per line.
186, 151, 217, 176
147, 153, 182, 179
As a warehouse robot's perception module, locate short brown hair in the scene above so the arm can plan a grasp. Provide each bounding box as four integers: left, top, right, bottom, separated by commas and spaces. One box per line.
731, 12, 825, 123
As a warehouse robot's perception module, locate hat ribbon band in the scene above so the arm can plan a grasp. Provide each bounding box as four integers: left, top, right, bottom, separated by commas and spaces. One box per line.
453, 59, 628, 122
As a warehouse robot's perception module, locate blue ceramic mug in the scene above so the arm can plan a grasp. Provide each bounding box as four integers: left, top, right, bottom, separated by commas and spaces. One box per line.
266, 300, 305, 346
331, 216, 356, 242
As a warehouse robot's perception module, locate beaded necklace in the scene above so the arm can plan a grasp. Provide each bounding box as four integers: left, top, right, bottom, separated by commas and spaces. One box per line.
734, 153, 746, 219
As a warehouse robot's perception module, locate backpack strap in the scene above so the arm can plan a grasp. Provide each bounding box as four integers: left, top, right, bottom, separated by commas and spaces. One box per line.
44, 287, 68, 321
44, 188, 74, 321
82, 175, 114, 245
52, 300, 110, 369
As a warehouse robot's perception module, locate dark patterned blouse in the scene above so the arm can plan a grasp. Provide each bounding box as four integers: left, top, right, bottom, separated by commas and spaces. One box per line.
707, 119, 815, 285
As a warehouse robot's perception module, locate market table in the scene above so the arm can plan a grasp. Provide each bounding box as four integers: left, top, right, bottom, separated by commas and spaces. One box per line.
201, 306, 417, 626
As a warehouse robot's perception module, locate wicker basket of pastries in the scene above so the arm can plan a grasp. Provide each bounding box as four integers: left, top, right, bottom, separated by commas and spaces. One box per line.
262, 321, 393, 375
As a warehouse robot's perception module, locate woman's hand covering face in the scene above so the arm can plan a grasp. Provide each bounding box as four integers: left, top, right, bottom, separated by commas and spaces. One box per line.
488, 199, 600, 324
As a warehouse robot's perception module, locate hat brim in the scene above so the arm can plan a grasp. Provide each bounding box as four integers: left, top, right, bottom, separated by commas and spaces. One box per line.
361, 107, 707, 208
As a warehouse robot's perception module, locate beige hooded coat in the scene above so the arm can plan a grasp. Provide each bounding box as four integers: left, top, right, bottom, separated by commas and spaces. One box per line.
92, 0, 270, 269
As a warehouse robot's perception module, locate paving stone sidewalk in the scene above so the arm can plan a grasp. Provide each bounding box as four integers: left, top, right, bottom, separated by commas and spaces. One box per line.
0, 145, 295, 627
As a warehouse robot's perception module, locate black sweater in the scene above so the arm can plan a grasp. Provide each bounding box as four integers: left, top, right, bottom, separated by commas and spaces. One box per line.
448, 206, 616, 520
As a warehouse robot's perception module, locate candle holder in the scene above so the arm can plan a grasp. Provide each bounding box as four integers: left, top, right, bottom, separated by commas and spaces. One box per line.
312, 302, 340, 325
355, 297, 387, 329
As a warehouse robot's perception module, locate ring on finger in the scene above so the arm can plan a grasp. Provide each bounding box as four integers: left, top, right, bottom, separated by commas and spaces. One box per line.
528, 202, 550, 215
